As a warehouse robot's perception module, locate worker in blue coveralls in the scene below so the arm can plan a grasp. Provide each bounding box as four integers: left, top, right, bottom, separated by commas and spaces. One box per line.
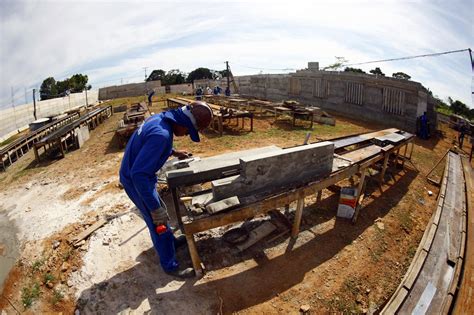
119, 101, 213, 278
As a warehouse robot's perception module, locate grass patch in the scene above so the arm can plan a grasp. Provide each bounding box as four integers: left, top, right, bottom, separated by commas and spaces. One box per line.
398, 209, 413, 232
43, 272, 55, 284
370, 224, 388, 262
51, 289, 64, 306
21, 282, 41, 309
407, 244, 417, 259
31, 258, 45, 273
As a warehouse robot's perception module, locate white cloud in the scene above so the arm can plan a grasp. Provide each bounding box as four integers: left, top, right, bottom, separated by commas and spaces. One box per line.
0, 0, 472, 108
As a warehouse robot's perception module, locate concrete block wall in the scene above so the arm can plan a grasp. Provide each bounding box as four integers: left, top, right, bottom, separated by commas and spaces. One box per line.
169, 83, 193, 94
0, 90, 98, 141
98, 81, 162, 100
234, 67, 435, 133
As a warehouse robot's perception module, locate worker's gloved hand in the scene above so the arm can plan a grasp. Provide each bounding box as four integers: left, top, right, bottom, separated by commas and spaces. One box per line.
172, 149, 191, 160
151, 207, 169, 226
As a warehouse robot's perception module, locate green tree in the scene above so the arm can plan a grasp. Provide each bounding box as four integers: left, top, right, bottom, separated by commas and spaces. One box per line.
392, 72, 411, 80
323, 57, 348, 71
344, 67, 366, 74
450, 100, 470, 117
146, 69, 166, 82
55, 79, 71, 96
40, 77, 58, 100
187, 67, 213, 82
369, 67, 385, 76
69, 74, 89, 92
162, 69, 186, 85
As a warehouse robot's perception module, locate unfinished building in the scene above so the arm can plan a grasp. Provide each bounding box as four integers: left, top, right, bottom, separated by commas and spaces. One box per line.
235, 62, 438, 133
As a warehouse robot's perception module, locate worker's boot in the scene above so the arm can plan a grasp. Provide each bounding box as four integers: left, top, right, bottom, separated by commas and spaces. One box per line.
165, 267, 195, 279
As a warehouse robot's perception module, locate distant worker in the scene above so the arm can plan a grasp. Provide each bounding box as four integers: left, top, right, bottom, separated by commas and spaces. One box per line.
419, 112, 429, 140
119, 102, 213, 278
213, 86, 219, 95
458, 123, 467, 149
195, 86, 203, 101
225, 86, 231, 97
147, 89, 155, 107
206, 86, 212, 95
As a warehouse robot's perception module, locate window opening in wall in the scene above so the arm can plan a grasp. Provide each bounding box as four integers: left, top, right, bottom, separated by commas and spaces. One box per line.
382, 87, 405, 115
344, 82, 363, 105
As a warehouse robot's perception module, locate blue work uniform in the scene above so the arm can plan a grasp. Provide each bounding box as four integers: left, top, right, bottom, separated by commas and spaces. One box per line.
119, 107, 199, 272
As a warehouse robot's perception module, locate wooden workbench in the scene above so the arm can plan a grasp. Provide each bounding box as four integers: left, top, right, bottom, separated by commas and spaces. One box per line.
166, 128, 414, 275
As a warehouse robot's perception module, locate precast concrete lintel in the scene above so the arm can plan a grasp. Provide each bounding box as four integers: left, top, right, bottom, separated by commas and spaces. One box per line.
212, 141, 334, 200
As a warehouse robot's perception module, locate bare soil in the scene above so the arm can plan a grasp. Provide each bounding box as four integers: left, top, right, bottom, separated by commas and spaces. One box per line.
0, 96, 470, 314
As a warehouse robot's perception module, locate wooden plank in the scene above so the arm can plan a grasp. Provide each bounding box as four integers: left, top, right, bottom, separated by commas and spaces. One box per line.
185, 233, 204, 276
71, 218, 107, 246
453, 157, 474, 314
381, 287, 409, 314
236, 221, 277, 251
403, 249, 428, 290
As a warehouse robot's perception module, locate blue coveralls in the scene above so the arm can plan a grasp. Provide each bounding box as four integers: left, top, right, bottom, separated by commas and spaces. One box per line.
119, 108, 198, 272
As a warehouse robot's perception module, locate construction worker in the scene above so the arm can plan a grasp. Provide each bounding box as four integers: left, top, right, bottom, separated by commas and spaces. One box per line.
119, 101, 213, 278
147, 89, 155, 107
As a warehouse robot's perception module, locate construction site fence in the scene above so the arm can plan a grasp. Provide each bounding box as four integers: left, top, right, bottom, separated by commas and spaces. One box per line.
0, 90, 98, 142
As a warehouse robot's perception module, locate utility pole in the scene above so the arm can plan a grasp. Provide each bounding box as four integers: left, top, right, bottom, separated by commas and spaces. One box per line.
143, 67, 148, 101
85, 88, 88, 107
226, 61, 230, 91
33, 89, 37, 120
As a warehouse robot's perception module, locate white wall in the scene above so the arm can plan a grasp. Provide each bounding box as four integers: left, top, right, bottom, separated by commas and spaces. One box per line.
0, 90, 98, 141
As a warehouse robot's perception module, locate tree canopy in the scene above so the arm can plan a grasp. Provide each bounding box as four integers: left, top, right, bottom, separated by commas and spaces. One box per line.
392, 72, 411, 80
146, 69, 166, 82
344, 67, 366, 74
161, 69, 187, 85
369, 67, 385, 76
40, 74, 90, 100
187, 67, 213, 82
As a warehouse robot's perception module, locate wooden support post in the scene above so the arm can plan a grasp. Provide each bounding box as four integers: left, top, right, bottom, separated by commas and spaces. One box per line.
291, 196, 305, 238
402, 143, 408, 168
316, 190, 322, 202
185, 233, 203, 277
171, 187, 183, 229
408, 141, 415, 159
34, 146, 40, 163
58, 139, 65, 158
380, 152, 390, 183
310, 113, 314, 129
352, 169, 367, 223
250, 114, 254, 132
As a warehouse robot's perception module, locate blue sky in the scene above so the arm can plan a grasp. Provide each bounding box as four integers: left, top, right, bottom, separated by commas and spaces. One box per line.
0, 0, 472, 109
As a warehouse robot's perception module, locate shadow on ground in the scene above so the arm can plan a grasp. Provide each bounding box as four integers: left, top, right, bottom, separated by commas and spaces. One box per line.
77, 168, 417, 314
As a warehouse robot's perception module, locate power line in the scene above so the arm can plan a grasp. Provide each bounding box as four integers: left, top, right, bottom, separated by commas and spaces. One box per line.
231, 62, 296, 71
344, 48, 471, 67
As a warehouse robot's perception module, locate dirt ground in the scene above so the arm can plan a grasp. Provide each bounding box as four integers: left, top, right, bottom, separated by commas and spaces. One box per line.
0, 96, 471, 314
